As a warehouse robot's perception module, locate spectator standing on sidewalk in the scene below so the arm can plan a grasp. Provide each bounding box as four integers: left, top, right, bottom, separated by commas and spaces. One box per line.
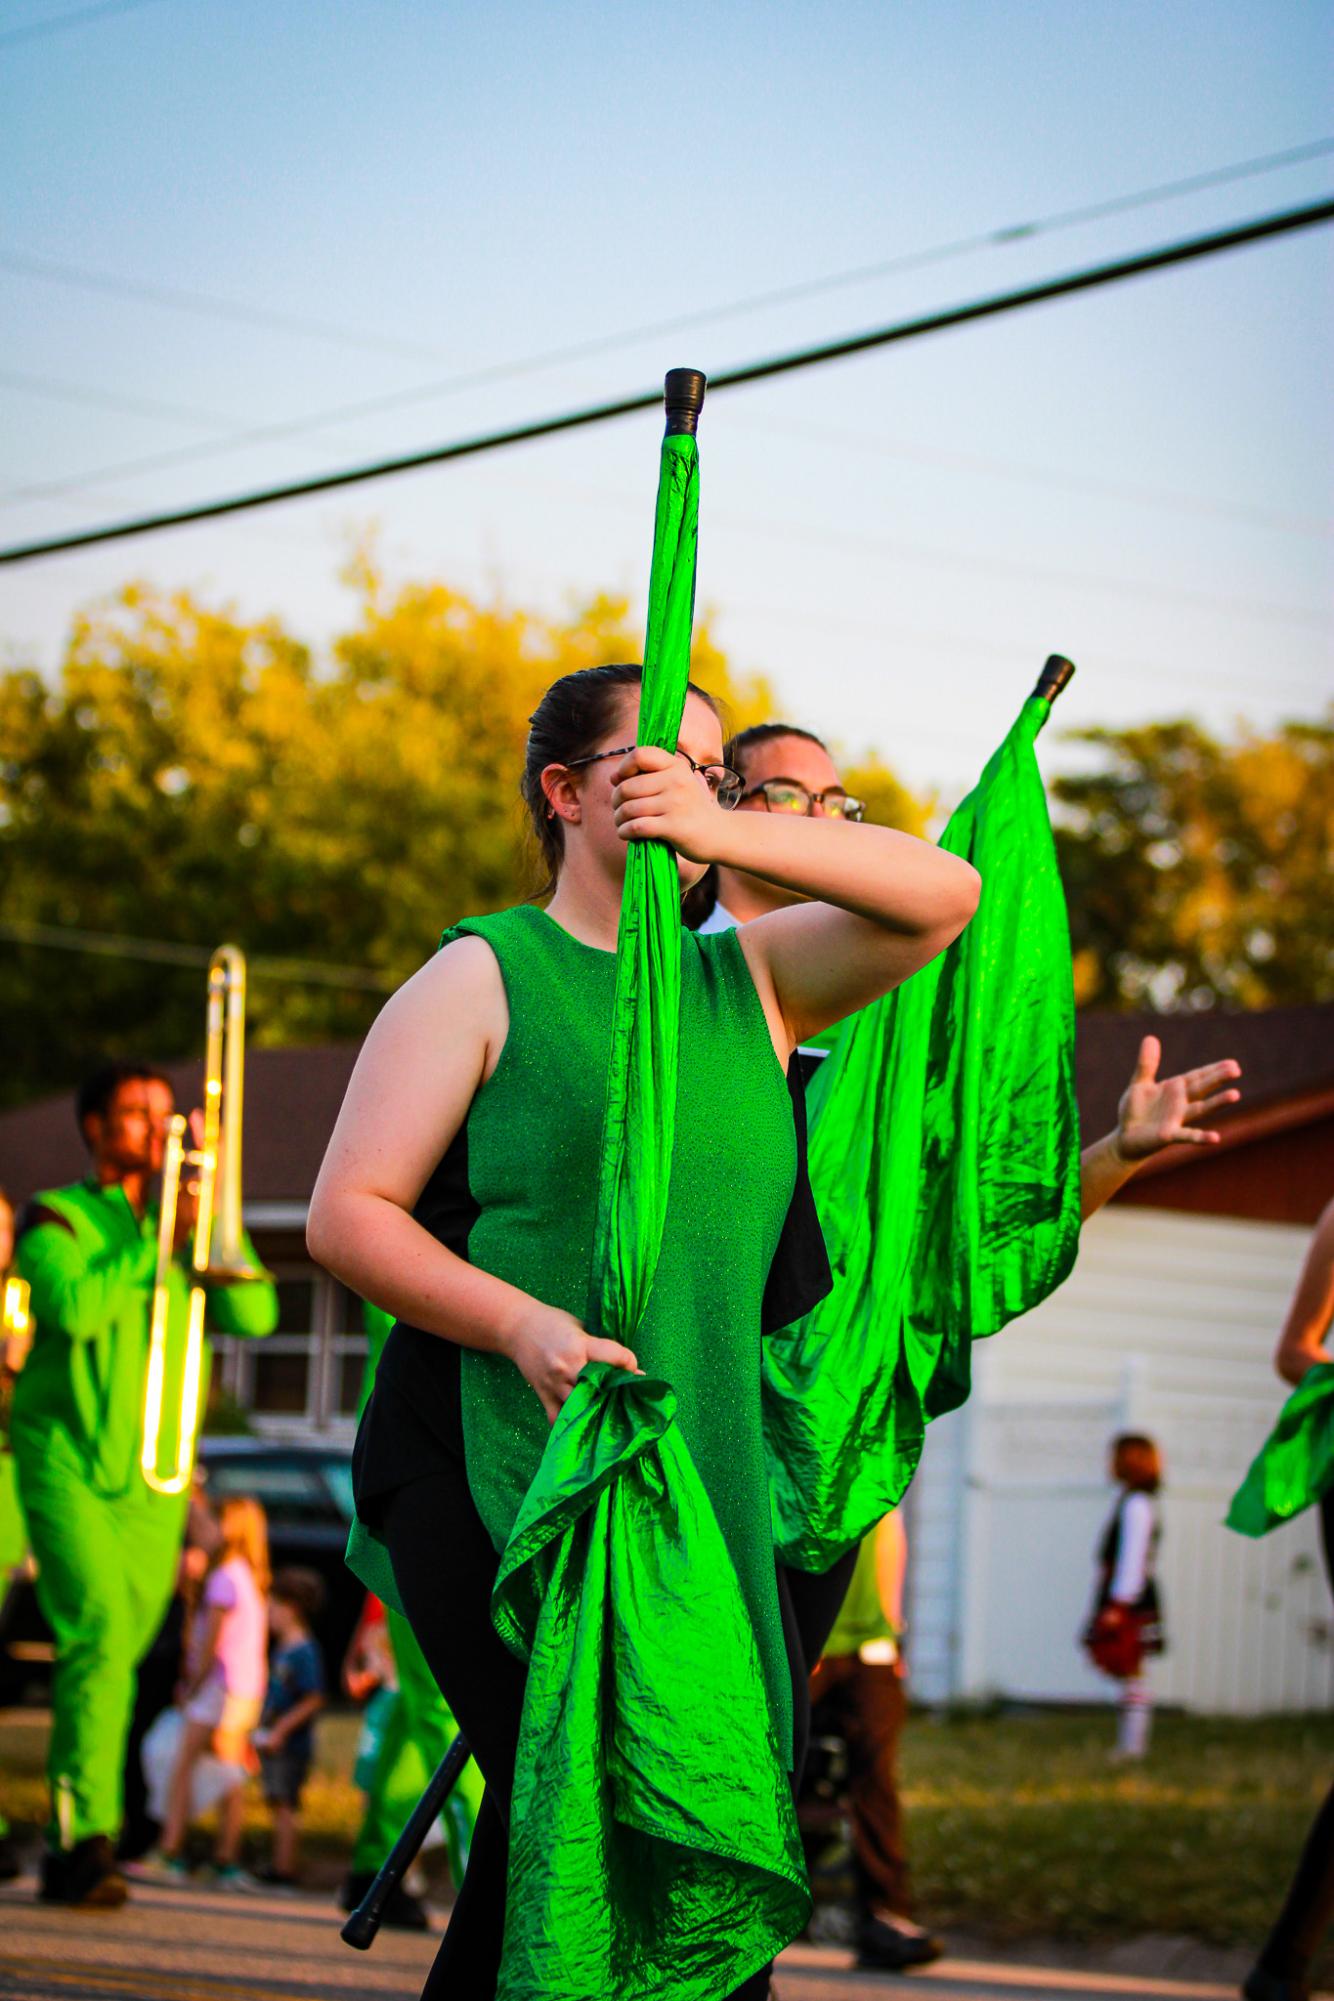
806, 1510, 941, 1974
143, 1495, 270, 1886
1082, 1435, 1165, 1761
253, 1567, 327, 1888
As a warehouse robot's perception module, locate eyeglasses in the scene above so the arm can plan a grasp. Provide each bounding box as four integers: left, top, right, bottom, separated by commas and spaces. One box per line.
564, 745, 744, 809
741, 780, 866, 822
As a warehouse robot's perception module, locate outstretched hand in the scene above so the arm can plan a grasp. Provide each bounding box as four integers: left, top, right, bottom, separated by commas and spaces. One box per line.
1115, 1035, 1241, 1161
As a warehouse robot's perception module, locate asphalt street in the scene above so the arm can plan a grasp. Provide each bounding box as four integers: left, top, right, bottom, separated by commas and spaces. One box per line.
0, 1873, 1268, 2001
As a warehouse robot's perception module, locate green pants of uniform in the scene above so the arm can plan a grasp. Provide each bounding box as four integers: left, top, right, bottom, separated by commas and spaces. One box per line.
15, 1448, 186, 1849
0, 1451, 27, 1847
351, 1607, 483, 1885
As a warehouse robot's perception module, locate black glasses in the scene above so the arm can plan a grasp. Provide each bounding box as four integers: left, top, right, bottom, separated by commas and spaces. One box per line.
565, 745, 744, 809
741, 779, 866, 822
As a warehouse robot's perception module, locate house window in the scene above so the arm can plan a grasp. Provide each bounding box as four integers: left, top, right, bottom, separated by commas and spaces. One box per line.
214, 1262, 370, 1435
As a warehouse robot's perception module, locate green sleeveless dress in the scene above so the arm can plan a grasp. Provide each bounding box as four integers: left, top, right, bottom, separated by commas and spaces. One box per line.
445, 903, 797, 1752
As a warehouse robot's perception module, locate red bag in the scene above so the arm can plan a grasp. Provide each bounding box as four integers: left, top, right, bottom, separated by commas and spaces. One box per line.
1082, 1604, 1148, 1679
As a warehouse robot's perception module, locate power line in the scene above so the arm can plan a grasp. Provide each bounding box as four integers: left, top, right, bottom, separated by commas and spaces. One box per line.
0, 365, 243, 433
538, 474, 1329, 630
0, 0, 167, 52
4, 196, 1331, 568
0, 920, 397, 991
7, 139, 1333, 512
725, 414, 1334, 541
0, 246, 449, 368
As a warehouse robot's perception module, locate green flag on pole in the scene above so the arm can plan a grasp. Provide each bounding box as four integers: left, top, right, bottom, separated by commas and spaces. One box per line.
1227, 1361, 1334, 1537
489, 372, 807, 2001
765, 668, 1083, 1573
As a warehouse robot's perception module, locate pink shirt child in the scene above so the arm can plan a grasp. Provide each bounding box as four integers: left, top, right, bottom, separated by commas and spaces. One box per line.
193, 1554, 267, 1702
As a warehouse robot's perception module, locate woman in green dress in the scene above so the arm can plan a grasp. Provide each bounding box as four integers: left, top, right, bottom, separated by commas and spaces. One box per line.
308, 662, 979, 1999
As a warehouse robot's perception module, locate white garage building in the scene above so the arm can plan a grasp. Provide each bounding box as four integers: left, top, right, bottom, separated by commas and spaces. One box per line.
905, 1005, 1334, 1715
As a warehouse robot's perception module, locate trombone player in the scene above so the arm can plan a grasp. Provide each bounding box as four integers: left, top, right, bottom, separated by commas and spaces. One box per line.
12, 993, 277, 1907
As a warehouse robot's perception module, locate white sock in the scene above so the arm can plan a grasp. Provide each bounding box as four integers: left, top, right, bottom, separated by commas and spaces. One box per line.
1117, 1681, 1151, 1757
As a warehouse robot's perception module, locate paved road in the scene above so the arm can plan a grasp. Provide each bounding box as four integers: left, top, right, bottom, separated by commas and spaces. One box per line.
0, 1873, 1262, 2001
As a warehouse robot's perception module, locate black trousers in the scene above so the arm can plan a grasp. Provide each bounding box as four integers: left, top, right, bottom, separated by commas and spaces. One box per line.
381, 1459, 856, 2001
1255, 1490, 1334, 1985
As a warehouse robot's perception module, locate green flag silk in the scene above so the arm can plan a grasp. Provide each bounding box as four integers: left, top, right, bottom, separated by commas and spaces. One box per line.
1227, 1361, 1334, 1537
765, 694, 1082, 1573
489, 430, 808, 1999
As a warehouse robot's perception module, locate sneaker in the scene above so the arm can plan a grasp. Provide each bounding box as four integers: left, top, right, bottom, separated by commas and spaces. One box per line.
212, 1864, 264, 1894
39, 1836, 129, 1908
253, 1865, 300, 1893
856, 1912, 945, 1973
124, 1849, 190, 1886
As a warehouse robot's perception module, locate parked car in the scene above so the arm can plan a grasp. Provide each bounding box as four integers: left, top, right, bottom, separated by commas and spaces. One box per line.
0, 1438, 361, 1705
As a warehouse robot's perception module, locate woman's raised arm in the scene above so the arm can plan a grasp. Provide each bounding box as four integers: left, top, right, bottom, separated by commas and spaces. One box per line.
611, 744, 981, 1049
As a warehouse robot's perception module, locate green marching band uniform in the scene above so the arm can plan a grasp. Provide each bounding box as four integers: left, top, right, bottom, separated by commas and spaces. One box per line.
12, 1178, 277, 1852
351, 1303, 484, 1887
347, 382, 1083, 1998
1227, 1361, 1334, 1537
0, 1297, 28, 1859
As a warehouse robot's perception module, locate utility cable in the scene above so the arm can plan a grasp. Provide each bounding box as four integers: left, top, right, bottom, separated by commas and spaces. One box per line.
4, 195, 1331, 567
0, 365, 244, 433
0, 0, 167, 52
0, 919, 397, 991
7, 138, 1333, 510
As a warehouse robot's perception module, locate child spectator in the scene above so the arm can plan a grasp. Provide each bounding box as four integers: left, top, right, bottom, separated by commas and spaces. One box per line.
1082, 1433, 1165, 1760
253, 1567, 327, 1887
144, 1494, 270, 1887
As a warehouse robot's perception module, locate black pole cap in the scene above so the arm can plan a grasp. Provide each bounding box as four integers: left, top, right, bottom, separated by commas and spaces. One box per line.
1032, 653, 1076, 703
664, 368, 707, 436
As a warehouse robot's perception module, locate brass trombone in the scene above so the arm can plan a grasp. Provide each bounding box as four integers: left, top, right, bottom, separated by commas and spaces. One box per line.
143, 944, 255, 1496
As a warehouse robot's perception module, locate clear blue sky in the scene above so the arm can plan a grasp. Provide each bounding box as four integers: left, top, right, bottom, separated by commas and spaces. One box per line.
2, 0, 1330, 797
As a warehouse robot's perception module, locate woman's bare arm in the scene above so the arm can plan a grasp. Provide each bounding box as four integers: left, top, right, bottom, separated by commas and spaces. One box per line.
1276, 1197, 1334, 1386
1079, 1037, 1242, 1221
306, 937, 639, 1419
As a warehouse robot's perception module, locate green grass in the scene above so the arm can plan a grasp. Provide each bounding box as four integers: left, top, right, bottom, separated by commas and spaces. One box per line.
898, 1710, 1332, 1950
3, 1706, 1330, 1958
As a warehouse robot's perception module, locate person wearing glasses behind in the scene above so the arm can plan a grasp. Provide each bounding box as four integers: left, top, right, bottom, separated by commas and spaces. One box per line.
308, 662, 981, 2001
689, 723, 864, 935
686, 717, 1244, 1974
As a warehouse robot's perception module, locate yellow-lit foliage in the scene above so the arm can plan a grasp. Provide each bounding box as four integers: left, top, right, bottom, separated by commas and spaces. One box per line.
0, 572, 798, 1105
1053, 715, 1334, 1011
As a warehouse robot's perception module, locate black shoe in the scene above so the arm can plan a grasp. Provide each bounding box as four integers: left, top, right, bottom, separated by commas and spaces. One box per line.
1243, 1965, 1309, 2001
0, 1831, 21, 1882
39, 1836, 129, 1908
338, 1868, 429, 1931
338, 1868, 372, 1913
381, 1884, 430, 1931
856, 1914, 944, 1973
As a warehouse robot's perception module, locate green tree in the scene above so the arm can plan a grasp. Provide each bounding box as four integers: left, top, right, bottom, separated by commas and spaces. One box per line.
0, 570, 783, 1108
1053, 714, 1334, 1010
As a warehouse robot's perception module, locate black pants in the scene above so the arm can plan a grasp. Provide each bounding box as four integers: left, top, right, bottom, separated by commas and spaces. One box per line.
381, 1463, 856, 2001
1255, 1490, 1334, 1986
